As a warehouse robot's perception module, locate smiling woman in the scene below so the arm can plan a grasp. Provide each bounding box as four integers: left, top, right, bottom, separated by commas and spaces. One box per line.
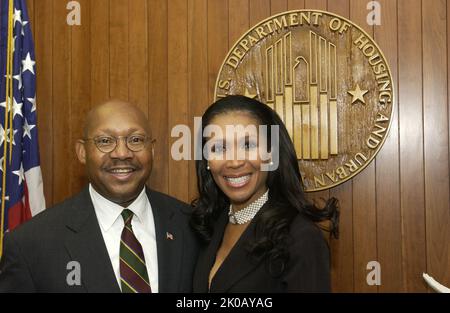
191, 95, 339, 293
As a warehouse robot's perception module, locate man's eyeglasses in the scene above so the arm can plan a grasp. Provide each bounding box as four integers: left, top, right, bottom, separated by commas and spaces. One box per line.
83, 135, 154, 153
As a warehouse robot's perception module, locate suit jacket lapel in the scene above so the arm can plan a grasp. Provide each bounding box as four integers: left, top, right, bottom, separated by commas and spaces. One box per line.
209, 205, 268, 293
64, 187, 120, 293
193, 209, 229, 292
148, 189, 183, 293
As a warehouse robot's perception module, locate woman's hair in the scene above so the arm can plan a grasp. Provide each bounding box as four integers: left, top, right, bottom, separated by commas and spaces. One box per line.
191, 95, 339, 275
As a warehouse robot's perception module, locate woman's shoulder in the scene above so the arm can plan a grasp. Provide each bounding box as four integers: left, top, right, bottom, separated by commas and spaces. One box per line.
288, 212, 328, 247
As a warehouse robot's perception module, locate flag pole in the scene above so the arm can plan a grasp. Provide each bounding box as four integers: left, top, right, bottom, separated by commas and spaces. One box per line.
7, 0, 13, 164
0, 0, 14, 259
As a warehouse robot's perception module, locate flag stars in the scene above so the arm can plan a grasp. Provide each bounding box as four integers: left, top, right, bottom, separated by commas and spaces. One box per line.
12, 36, 16, 53
22, 53, 35, 75
0, 190, 10, 202
27, 96, 36, 112
13, 164, 25, 186
0, 125, 6, 147
13, 98, 23, 118
13, 73, 22, 90
13, 8, 22, 25
21, 21, 28, 36
23, 119, 35, 139
0, 128, 18, 146
0, 97, 12, 112
0, 125, 16, 147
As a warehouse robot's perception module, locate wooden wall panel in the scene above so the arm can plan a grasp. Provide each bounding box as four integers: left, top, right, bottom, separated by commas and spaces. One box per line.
423, 0, 450, 289
90, 0, 110, 107
109, 0, 130, 100
271, 0, 287, 14
188, 0, 208, 202
34, 0, 53, 205
207, 0, 229, 104
349, 0, 377, 293
398, 0, 426, 292
24, 0, 450, 292
147, 0, 169, 194
305, 0, 326, 10
129, 0, 149, 116
71, 0, 91, 193
229, 0, 249, 44
109, 0, 129, 100
374, 0, 402, 292
327, 0, 354, 293
168, 0, 189, 201
51, 0, 71, 204
250, 0, 270, 26
287, 0, 305, 10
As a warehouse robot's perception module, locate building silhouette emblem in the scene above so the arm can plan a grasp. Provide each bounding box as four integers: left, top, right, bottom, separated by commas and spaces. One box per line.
265, 30, 338, 160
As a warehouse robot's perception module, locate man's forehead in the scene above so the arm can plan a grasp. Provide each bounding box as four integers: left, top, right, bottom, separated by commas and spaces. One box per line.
92, 125, 147, 133
85, 109, 151, 137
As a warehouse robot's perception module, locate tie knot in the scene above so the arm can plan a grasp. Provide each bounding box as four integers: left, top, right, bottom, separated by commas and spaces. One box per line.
121, 209, 134, 226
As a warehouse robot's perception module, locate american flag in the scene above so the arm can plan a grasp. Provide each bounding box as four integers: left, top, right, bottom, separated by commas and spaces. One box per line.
0, 0, 45, 257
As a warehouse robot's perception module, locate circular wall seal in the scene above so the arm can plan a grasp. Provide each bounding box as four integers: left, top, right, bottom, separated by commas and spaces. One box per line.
214, 10, 394, 192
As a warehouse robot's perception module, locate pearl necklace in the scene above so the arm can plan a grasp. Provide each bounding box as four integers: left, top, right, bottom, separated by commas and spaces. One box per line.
228, 189, 269, 225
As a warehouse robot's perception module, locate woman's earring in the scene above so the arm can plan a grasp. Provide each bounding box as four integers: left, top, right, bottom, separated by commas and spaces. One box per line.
269, 160, 274, 166
206, 164, 210, 170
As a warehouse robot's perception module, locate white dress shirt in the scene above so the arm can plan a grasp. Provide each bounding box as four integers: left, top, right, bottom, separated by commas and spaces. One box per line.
89, 184, 159, 292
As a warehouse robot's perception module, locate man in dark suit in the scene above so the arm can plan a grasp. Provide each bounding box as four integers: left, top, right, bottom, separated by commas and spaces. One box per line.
0, 100, 198, 292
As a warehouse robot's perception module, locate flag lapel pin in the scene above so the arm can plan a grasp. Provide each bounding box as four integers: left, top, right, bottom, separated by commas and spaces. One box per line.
166, 232, 174, 240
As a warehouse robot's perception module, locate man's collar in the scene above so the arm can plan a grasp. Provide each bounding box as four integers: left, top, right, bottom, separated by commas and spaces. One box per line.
89, 184, 148, 231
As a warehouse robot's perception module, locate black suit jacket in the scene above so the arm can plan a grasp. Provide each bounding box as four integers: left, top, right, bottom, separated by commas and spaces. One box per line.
0, 187, 199, 293
193, 205, 331, 293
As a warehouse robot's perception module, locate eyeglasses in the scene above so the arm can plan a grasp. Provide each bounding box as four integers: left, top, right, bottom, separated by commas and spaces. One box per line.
83, 135, 153, 153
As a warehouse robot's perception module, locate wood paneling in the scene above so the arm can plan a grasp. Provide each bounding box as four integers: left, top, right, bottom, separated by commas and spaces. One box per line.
188, 0, 208, 201
287, 0, 305, 10
250, 0, 270, 26
327, 0, 354, 293
350, 0, 377, 292
423, 0, 450, 289
208, 0, 229, 104
271, 0, 287, 14
34, 0, 53, 205
229, 0, 249, 44
26, 0, 450, 292
129, 0, 149, 116
51, 0, 71, 204
71, 0, 91, 193
90, 0, 110, 107
374, 0, 402, 293
398, 0, 426, 292
147, 0, 169, 194
168, 0, 189, 201
109, 0, 129, 100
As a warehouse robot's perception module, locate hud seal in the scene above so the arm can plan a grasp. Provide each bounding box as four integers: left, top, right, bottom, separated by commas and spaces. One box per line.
214, 10, 394, 192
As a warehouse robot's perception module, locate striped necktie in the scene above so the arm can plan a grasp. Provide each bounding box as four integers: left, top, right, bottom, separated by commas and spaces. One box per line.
119, 209, 152, 293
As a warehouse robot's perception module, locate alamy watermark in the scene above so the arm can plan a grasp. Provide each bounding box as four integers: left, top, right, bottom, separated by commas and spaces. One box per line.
366, 261, 381, 286
171, 117, 280, 171
66, 261, 81, 286
65, 1, 381, 27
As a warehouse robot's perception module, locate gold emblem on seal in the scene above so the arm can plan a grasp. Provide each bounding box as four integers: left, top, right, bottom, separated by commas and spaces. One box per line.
214, 10, 394, 192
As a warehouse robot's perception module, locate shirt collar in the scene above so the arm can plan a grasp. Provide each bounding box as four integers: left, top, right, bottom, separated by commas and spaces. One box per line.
89, 184, 148, 232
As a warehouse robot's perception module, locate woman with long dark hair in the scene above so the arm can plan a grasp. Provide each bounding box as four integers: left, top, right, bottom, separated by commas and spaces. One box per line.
191, 95, 339, 292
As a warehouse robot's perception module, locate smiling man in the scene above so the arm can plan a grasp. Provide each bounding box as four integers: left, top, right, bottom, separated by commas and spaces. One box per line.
0, 100, 198, 293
